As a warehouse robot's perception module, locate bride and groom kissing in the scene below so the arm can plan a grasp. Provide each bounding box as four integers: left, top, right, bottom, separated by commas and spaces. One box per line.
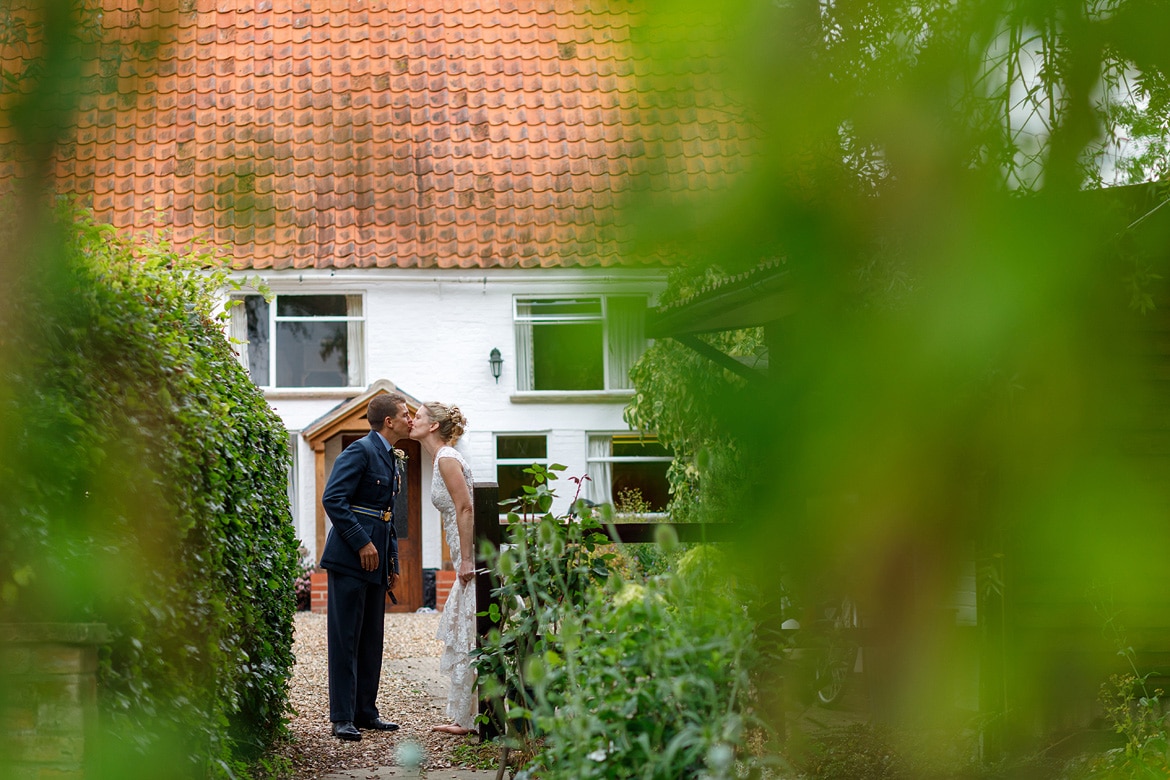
319, 393, 478, 741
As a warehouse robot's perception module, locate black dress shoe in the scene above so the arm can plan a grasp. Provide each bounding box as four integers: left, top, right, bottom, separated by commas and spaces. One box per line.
331, 721, 361, 741
354, 717, 400, 732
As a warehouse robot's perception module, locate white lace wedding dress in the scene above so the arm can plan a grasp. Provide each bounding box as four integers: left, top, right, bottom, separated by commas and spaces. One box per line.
431, 445, 477, 730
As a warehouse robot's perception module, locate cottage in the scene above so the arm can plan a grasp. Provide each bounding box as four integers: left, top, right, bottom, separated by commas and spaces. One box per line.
0, 0, 749, 610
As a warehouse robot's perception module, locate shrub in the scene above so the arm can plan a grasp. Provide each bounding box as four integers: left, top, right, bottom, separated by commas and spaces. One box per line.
609, 488, 681, 579
1081, 600, 1170, 778
0, 205, 300, 778
476, 466, 762, 780
473, 464, 614, 744
522, 543, 759, 780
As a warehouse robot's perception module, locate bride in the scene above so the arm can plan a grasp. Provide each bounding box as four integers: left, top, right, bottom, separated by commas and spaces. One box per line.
410, 401, 477, 735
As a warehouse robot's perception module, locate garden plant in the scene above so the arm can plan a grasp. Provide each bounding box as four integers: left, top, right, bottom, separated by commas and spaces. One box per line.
474, 464, 766, 779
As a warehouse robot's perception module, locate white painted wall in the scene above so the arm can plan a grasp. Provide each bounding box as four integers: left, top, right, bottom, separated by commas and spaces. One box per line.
227, 267, 665, 568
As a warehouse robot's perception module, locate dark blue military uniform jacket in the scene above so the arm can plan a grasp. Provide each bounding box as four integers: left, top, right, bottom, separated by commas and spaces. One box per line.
318, 430, 401, 584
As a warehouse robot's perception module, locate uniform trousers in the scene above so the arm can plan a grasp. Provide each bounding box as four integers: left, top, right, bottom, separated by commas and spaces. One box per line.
326, 570, 387, 723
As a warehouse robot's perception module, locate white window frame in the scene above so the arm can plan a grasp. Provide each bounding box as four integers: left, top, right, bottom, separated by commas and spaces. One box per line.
231, 292, 365, 389
586, 432, 673, 517
495, 432, 550, 517
512, 295, 646, 393
286, 431, 299, 519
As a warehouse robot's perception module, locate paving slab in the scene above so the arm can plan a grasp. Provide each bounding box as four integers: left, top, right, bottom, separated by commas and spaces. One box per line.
384, 655, 446, 707
319, 769, 496, 779
318, 769, 420, 779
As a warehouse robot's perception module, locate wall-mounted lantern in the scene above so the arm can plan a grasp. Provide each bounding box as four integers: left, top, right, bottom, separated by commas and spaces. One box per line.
489, 348, 503, 383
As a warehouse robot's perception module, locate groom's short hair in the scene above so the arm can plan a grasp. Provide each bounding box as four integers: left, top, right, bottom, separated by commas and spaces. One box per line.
367, 393, 407, 431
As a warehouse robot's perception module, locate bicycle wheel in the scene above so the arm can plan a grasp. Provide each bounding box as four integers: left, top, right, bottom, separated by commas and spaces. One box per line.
813, 597, 858, 706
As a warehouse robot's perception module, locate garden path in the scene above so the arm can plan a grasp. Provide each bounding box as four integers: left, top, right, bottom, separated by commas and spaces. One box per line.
287, 611, 873, 778
285, 611, 480, 779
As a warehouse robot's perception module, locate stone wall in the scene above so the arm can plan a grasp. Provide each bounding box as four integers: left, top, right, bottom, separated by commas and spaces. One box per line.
0, 623, 108, 779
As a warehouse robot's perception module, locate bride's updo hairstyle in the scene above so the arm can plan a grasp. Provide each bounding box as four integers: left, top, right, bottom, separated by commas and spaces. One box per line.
423, 402, 467, 444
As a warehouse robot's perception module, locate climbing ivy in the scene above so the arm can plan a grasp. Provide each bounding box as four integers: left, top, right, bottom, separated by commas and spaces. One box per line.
0, 204, 299, 778
624, 264, 765, 523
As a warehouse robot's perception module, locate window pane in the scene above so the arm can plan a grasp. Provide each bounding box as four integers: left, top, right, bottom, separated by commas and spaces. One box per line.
532, 321, 603, 390
277, 294, 349, 317
245, 295, 270, 384
522, 298, 602, 319
611, 460, 671, 512
497, 435, 548, 460
497, 464, 540, 504
275, 321, 349, 387
612, 436, 669, 458
606, 296, 647, 390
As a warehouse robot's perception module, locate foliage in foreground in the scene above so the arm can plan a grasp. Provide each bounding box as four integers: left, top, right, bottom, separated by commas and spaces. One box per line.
523, 544, 757, 780
0, 206, 300, 778
474, 465, 763, 780
624, 0, 1170, 754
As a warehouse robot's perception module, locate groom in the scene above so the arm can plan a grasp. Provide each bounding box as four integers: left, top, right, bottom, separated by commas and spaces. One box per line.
319, 392, 412, 740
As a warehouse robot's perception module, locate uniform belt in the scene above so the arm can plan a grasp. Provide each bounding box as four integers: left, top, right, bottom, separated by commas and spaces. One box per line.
353, 505, 392, 522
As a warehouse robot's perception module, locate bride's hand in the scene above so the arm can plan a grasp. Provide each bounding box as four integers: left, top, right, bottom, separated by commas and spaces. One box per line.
458, 558, 476, 585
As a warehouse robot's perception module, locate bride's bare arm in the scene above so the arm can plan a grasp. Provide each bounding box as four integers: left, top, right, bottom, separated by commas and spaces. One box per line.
438, 456, 475, 583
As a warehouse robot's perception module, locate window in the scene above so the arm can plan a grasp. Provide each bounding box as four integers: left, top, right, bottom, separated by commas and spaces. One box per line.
514, 296, 646, 391
231, 294, 364, 388
496, 434, 548, 508
586, 434, 673, 512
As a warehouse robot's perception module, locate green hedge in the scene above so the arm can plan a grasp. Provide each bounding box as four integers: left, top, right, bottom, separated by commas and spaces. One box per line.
0, 206, 299, 778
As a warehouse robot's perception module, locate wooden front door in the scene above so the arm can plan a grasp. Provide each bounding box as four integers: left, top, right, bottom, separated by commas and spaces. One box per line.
389, 437, 422, 612
339, 435, 422, 612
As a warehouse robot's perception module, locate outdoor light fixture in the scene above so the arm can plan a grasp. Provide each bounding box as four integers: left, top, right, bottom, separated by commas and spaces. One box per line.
489, 348, 503, 383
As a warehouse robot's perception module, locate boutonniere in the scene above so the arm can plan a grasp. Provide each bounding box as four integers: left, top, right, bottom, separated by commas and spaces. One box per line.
392, 448, 407, 461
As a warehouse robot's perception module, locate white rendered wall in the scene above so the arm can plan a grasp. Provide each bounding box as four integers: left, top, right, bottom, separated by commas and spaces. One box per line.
227, 267, 665, 567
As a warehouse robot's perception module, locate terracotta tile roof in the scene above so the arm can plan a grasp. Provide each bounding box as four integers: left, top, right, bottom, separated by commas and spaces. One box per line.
0, 0, 751, 269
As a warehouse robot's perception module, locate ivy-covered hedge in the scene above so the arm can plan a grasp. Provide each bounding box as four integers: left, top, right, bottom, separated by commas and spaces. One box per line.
0, 206, 299, 778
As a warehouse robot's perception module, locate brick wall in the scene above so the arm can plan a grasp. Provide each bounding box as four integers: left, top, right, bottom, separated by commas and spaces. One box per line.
310, 569, 406, 614
435, 569, 457, 611
310, 570, 329, 614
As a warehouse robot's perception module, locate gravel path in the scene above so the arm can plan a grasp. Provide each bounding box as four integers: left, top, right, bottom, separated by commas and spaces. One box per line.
280, 610, 478, 779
